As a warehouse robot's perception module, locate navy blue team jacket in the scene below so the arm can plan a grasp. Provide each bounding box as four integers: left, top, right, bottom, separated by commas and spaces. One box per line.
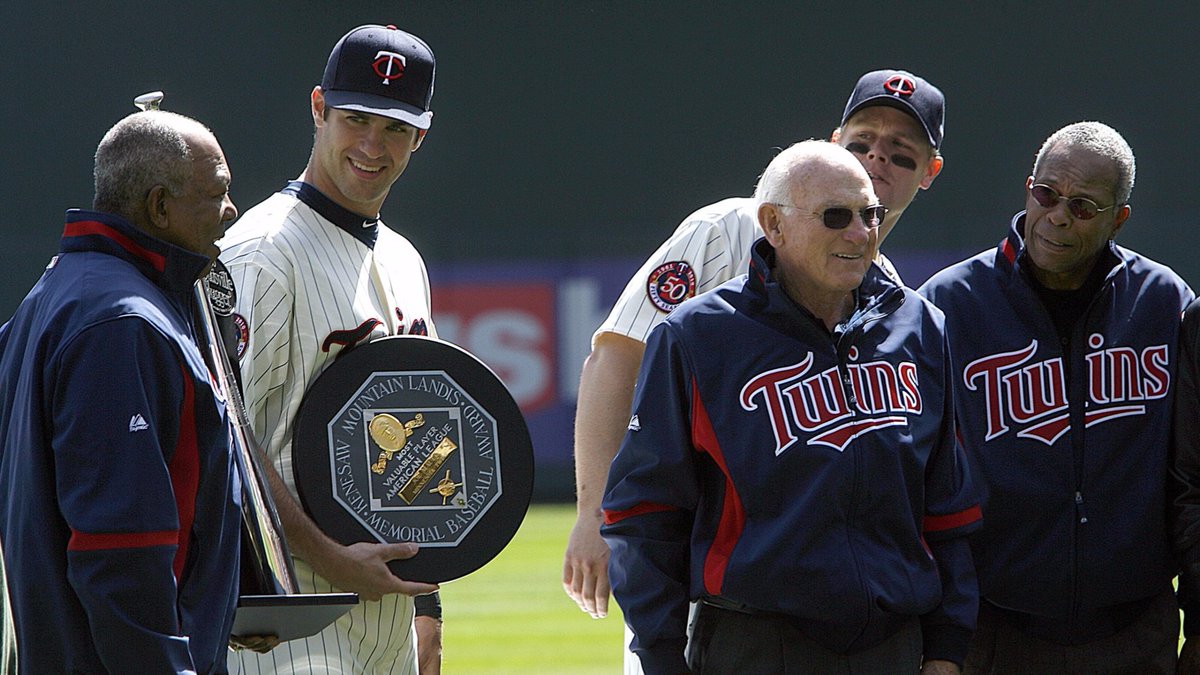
0, 210, 242, 673
602, 239, 981, 674
919, 211, 1194, 642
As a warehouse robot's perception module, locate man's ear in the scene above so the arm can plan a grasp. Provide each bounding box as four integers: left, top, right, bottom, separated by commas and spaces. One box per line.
311, 86, 327, 127
413, 128, 428, 151
145, 185, 171, 231
758, 202, 784, 247
1112, 203, 1131, 237
919, 155, 944, 190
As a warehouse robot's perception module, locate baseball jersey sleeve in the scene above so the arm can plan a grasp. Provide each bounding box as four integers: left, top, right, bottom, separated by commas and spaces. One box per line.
53, 318, 198, 672
595, 198, 759, 346
601, 323, 699, 674
223, 246, 296, 468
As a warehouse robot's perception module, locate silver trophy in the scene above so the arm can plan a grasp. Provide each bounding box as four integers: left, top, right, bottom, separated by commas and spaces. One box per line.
135, 91, 356, 639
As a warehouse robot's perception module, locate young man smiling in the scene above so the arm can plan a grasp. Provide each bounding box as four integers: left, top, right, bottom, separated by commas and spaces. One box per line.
219, 24, 443, 675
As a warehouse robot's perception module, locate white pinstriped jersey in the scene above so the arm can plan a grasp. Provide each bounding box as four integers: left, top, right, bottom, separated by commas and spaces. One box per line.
603, 196, 901, 675
218, 183, 436, 675
597, 196, 903, 348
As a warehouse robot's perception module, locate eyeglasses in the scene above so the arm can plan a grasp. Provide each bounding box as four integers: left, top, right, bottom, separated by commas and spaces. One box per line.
771, 203, 888, 229
1028, 183, 1116, 220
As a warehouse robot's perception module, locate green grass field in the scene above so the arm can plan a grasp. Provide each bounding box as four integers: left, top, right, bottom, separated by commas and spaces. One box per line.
440, 503, 625, 673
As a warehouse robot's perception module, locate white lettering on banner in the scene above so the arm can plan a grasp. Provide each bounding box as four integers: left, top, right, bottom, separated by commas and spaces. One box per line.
434, 315, 462, 345
436, 312, 549, 408
432, 273, 612, 413
469, 312, 547, 403
434, 277, 608, 411
557, 278, 606, 401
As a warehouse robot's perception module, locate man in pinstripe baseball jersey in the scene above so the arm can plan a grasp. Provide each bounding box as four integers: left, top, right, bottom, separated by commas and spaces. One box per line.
218, 25, 442, 675
562, 69, 948, 673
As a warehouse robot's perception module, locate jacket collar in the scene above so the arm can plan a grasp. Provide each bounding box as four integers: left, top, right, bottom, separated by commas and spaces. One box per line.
59, 209, 211, 292
746, 237, 903, 335
281, 181, 379, 249
998, 210, 1126, 285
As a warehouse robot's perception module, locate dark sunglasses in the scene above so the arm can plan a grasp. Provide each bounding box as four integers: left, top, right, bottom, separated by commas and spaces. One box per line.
772, 203, 887, 229
1029, 183, 1116, 220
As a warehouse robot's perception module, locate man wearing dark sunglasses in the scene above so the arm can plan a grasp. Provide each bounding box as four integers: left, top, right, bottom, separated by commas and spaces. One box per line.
563, 68, 947, 674
920, 122, 1193, 673
601, 140, 980, 675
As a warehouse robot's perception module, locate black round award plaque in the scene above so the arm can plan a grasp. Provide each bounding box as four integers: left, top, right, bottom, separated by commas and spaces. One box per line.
292, 336, 534, 583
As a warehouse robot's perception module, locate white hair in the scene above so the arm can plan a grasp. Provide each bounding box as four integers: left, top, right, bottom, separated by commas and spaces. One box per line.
1032, 121, 1135, 205
93, 110, 212, 218
753, 139, 840, 206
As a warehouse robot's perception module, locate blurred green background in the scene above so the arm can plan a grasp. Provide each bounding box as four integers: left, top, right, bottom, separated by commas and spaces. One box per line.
3, 2, 1198, 316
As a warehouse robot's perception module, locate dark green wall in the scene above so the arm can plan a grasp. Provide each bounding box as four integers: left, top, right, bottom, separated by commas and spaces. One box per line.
3, 1, 1198, 316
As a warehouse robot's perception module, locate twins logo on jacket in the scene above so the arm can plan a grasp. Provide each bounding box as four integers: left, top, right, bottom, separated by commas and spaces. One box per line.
740, 346, 922, 455
964, 334, 1168, 445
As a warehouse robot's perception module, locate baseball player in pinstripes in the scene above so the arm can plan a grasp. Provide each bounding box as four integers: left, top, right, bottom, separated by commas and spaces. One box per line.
562, 69, 949, 673
218, 25, 442, 675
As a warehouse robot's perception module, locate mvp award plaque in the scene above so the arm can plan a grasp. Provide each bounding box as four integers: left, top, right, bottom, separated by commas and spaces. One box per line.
292, 336, 535, 583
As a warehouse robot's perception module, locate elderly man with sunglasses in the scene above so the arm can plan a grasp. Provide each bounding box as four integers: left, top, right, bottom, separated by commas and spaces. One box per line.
919, 121, 1193, 674
564, 68, 948, 675
602, 140, 982, 675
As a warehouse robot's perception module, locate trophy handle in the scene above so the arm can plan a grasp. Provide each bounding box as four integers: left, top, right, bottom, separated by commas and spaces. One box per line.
193, 279, 299, 596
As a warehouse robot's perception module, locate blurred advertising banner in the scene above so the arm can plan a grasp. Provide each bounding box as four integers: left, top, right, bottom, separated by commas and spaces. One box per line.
431, 258, 638, 499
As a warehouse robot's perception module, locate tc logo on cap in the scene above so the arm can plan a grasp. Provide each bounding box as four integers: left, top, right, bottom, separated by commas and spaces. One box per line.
321, 24, 436, 129
373, 50, 406, 85
884, 75, 916, 97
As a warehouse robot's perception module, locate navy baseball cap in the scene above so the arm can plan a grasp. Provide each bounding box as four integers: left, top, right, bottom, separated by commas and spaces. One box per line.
320, 25, 435, 130
841, 69, 944, 149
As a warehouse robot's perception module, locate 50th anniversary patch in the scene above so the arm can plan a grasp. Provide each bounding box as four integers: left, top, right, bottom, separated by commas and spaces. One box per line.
293, 336, 534, 583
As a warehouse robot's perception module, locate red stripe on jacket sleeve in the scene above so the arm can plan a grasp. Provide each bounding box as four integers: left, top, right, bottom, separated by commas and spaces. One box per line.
923, 504, 982, 533
169, 362, 201, 581
603, 502, 677, 525
68, 530, 180, 551
999, 237, 1017, 266
692, 382, 745, 596
64, 220, 168, 273
66, 365, 202, 566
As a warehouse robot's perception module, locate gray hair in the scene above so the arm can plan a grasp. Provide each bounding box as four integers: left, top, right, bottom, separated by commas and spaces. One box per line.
1032, 121, 1135, 205
754, 139, 832, 206
92, 110, 211, 218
